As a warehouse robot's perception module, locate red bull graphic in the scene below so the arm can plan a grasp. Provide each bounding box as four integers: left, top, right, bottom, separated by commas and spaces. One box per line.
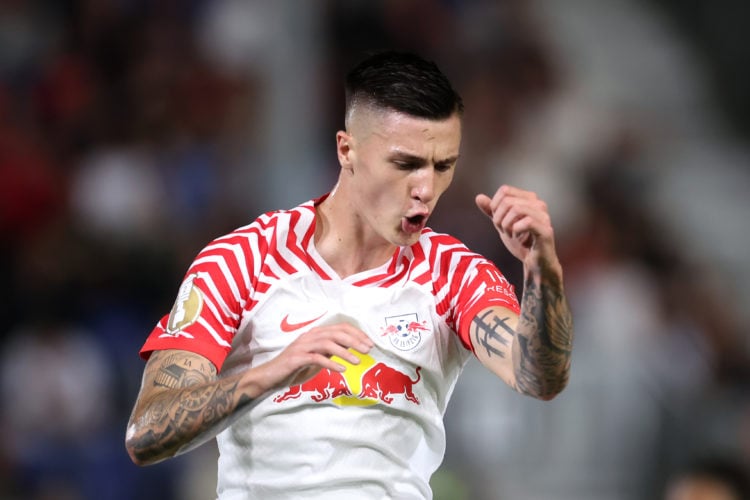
273, 369, 351, 403
358, 363, 421, 404
380, 324, 400, 337
272, 349, 421, 407
405, 321, 430, 333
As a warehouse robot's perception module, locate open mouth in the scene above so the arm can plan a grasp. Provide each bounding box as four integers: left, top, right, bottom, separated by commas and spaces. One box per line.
402, 213, 427, 234
406, 214, 425, 225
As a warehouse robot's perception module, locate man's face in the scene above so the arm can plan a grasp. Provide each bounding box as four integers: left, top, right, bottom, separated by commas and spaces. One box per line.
337, 107, 462, 247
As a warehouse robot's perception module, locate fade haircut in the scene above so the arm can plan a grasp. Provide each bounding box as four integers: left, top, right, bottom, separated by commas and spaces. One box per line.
344, 51, 464, 123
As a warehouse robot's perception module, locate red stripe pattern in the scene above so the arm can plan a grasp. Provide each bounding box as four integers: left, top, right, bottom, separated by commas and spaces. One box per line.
140, 199, 519, 368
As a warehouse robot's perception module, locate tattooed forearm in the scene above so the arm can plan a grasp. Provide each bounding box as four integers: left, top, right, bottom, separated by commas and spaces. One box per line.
126, 351, 255, 465
514, 266, 574, 399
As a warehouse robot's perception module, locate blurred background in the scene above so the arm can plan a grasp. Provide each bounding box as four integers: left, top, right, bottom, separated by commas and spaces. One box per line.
1, 0, 749, 499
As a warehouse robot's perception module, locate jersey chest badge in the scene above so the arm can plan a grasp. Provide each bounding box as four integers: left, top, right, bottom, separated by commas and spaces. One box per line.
379, 313, 430, 351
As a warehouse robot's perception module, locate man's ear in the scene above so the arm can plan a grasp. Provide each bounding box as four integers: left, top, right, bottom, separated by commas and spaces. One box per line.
336, 130, 355, 172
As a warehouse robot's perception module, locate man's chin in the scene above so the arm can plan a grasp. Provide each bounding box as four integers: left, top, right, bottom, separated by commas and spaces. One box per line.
393, 231, 421, 247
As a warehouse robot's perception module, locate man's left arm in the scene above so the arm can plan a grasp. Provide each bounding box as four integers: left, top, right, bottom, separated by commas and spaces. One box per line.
471, 185, 574, 400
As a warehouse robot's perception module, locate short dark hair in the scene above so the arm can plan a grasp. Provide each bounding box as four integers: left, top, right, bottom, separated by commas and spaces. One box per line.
345, 51, 463, 121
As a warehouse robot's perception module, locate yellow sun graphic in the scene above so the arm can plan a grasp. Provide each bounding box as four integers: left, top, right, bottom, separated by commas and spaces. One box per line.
330, 349, 378, 406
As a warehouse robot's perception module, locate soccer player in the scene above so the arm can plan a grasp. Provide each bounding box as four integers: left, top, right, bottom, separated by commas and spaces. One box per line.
125, 51, 574, 499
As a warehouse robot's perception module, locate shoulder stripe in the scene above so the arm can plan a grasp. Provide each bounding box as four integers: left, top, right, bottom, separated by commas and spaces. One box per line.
192, 254, 243, 306
284, 210, 307, 263
203, 242, 251, 295
197, 317, 232, 348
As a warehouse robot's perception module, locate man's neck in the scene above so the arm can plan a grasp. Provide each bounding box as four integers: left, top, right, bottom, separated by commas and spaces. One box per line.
314, 191, 397, 279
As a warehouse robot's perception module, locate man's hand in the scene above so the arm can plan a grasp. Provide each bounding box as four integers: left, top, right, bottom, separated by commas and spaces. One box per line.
126, 322, 373, 466
475, 185, 559, 271
475, 184, 573, 400
256, 322, 374, 392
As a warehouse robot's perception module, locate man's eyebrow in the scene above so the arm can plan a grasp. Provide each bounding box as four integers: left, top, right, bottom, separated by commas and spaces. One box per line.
388, 151, 427, 165
388, 151, 460, 165
435, 155, 460, 165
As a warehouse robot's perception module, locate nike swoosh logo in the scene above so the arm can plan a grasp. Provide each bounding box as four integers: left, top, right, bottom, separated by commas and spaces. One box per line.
280, 312, 327, 332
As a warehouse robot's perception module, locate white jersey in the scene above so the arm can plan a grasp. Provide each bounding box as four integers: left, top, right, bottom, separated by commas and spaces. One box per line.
141, 196, 519, 500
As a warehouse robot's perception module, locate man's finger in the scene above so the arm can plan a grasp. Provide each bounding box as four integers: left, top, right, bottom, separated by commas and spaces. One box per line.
475, 193, 493, 218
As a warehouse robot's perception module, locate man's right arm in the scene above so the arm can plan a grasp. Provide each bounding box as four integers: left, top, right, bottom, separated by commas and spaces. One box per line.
125, 322, 374, 465
125, 349, 264, 465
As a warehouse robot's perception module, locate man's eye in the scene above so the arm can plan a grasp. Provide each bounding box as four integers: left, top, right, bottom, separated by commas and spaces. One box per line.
435, 163, 454, 172
394, 161, 418, 170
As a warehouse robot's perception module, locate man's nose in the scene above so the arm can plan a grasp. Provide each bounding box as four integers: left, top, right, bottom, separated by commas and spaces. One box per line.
410, 168, 435, 204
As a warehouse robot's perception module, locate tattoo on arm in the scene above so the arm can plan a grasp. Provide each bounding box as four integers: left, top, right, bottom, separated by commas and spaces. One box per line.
472, 310, 515, 358
153, 352, 214, 389
127, 351, 254, 464
513, 267, 574, 399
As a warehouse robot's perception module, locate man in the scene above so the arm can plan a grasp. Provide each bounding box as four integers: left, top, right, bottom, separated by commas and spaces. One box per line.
125, 51, 573, 499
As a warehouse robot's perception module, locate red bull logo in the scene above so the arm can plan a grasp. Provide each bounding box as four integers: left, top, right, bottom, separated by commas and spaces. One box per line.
405, 321, 430, 333
358, 363, 421, 404
273, 369, 351, 403
380, 324, 400, 337
273, 350, 421, 407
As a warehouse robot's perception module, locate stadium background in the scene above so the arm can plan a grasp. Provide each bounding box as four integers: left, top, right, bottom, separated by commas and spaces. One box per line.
1, 1, 748, 499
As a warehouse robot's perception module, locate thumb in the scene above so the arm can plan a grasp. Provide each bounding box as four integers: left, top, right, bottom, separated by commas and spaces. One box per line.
475, 193, 493, 218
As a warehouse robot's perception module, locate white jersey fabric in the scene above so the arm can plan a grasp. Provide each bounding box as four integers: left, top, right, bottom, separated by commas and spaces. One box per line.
140, 196, 519, 500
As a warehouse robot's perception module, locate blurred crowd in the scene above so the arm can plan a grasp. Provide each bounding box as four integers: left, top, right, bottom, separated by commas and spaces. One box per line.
0, 1, 748, 499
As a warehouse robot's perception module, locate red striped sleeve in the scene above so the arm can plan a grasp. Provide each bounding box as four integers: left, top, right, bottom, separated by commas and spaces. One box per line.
420, 231, 519, 351
454, 261, 520, 351
140, 216, 276, 369
139, 315, 232, 370
139, 200, 322, 370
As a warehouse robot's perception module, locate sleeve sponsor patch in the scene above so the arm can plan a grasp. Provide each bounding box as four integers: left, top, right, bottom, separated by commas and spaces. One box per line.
165, 274, 203, 336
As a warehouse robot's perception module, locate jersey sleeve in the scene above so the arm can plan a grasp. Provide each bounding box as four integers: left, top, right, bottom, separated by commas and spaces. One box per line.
140, 231, 256, 371
452, 259, 520, 352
